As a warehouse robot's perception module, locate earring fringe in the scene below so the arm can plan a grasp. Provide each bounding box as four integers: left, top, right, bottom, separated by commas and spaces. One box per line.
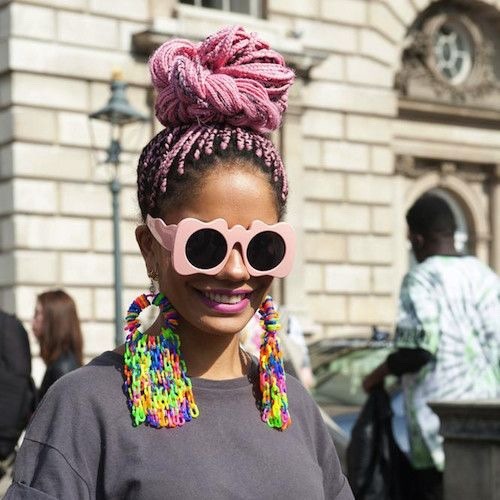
122, 292, 199, 429
258, 295, 291, 430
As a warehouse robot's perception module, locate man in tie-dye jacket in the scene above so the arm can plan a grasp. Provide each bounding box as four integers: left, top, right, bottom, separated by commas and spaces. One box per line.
363, 193, 500, 500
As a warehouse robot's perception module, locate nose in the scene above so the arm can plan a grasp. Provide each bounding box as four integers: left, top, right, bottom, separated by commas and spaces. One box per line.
217, 245, 250, 281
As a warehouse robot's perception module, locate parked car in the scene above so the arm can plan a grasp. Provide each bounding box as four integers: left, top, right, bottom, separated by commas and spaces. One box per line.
309, 333, 410, 470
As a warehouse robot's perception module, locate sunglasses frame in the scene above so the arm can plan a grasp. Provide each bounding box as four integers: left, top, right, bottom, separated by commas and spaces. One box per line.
146, 215, 295, 278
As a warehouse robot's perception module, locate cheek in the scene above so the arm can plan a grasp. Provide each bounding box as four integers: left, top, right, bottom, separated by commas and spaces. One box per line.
155, 251, 190, 303
155, 247, 173, 279
250, 277, 274, 308
32, 319, 42, 338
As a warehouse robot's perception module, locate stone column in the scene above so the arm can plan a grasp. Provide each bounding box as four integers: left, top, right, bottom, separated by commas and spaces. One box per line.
149, 0, 176, 17
491, 165, 500, 272
278, 79, 312, 331
429, 401, 500, 500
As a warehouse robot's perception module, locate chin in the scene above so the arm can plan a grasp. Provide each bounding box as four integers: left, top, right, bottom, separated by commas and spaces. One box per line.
198, 309, 256, 337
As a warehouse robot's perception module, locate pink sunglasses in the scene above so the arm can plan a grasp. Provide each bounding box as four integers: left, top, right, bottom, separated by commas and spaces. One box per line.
146, 215, 296, 278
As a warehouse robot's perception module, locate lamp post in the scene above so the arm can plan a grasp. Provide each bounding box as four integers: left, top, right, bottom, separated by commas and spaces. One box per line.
89, 70, 148, 346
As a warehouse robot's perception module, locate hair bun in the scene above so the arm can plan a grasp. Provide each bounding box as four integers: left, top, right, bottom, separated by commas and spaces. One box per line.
149, 25, 295, 134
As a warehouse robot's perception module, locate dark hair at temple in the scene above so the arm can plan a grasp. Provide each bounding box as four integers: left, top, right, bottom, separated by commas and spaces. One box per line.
406, 194, 457, 238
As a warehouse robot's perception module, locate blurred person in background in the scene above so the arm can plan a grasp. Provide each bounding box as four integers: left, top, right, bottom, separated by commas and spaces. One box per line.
363, 193, 500, 500
32, 290, 83, 401
0, 309, 36, 495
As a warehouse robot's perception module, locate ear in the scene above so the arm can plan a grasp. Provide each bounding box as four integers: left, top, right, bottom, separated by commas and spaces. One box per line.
408, 231, 424, 250
136, 224, 159, 275
413, 234, 425, 250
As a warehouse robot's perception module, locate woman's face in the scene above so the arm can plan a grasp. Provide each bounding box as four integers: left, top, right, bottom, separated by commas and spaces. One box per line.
141, 165, 279, 338
32, 301, 44, 340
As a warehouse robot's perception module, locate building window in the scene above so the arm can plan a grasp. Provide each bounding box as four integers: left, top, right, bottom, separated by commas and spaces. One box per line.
179, 0, 263, 17
432, 19, 474, 85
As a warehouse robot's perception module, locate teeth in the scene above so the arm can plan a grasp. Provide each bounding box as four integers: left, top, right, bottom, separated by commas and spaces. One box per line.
203, 291, 247, 304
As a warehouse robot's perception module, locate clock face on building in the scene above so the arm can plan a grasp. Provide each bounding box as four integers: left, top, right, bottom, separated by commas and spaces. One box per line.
432, 19, 474, 85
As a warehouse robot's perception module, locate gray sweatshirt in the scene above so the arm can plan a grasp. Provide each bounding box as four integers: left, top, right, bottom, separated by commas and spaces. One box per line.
6, 351, 353, 499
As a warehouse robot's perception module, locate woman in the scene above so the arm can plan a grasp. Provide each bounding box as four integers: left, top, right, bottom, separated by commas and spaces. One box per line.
32, 290, 83, 401
6, 26, 352, 499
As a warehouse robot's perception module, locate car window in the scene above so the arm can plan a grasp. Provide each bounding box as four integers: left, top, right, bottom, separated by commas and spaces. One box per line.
313, 347, 398, 406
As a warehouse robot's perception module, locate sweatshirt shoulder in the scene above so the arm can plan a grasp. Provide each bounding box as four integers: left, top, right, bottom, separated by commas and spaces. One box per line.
286, 374, 323, 421
39, 351, 123, 408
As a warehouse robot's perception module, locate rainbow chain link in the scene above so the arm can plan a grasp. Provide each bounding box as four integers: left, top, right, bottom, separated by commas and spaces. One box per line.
123, 293, 199, 428
258, 296, 291, 430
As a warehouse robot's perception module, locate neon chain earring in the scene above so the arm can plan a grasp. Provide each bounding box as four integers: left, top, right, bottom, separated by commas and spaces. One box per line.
123, 292, 199, 428
258, 296, 291, 430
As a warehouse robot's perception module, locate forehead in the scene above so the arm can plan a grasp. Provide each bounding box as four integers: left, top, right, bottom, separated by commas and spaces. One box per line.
163, 166, 278, 227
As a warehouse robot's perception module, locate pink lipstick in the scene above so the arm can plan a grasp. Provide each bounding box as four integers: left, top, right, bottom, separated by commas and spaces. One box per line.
198, 289, 251, 314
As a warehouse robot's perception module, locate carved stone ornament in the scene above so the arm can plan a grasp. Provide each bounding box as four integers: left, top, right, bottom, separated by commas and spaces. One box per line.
440, 161, 457, 176
396, 155, 490, 182
395, 154, 419, 177
397, 11, 499, 104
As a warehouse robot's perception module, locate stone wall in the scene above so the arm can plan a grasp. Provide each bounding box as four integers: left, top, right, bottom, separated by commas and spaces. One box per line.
0, 0, 152, 380
270, 0, 408, 337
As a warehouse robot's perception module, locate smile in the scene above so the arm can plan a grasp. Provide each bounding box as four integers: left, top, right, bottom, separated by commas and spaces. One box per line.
198, 289, 252, 314
201, 291, 250, 304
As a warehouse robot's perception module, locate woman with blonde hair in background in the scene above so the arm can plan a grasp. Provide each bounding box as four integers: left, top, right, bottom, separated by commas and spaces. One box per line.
32, 289, 83, 401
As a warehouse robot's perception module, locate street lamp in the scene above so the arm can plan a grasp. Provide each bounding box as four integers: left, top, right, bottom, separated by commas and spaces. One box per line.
89, 70, 148, 346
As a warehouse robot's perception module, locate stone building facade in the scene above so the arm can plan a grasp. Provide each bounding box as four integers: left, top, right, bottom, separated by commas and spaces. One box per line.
0, 0, 499, 380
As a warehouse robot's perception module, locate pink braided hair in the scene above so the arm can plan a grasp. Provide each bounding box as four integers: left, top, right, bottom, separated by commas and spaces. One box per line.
137, 25, 295, 218
150, 25, 292, 133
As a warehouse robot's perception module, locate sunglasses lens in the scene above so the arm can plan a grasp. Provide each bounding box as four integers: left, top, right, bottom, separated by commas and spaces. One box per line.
185, 228, 227, 269
247, 231, 286, 272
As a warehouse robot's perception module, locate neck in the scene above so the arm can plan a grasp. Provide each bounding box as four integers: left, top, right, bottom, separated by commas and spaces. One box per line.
177, 321, 248, 380
119, 311, 251, 380
423, 237, 458, 260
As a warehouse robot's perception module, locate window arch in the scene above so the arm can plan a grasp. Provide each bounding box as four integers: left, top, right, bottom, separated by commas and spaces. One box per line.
428, 187, 471, 254
406, 186, 474, 269
403, 170, 492, 267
